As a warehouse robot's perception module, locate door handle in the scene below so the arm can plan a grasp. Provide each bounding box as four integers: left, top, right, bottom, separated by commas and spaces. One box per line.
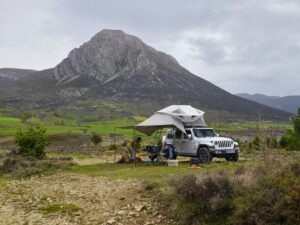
182, 141, 186, 143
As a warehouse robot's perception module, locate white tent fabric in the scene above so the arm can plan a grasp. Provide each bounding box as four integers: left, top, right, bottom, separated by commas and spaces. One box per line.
158, 105, 206, 126
135, 113, 186, 135
135, 105, 206, 136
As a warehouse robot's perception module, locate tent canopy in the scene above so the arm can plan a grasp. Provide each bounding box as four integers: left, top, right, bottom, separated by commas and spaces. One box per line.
134, 105, 206, 136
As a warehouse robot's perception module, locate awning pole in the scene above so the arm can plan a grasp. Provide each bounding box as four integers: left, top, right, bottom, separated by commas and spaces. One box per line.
113, 127, 116, 163
133, 128, 136, 169
173, 127, 175, 150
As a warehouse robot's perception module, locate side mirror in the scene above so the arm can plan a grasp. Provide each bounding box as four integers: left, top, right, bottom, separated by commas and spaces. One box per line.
187, 134, 192, 139
215, 133, 220, 137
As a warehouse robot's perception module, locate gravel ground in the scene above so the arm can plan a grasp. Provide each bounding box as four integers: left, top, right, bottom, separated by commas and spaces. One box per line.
0, 172, 171, 225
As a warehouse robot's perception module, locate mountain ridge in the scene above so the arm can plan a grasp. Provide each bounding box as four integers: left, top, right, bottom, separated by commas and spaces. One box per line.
237, 93, 300, 114
0, 29, 292, 121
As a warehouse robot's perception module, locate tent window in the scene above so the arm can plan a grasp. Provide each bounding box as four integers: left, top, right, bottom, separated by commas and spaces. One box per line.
175, 130, 182, 139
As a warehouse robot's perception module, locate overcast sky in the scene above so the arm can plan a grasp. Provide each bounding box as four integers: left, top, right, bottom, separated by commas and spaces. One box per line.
1, 0, 300, 96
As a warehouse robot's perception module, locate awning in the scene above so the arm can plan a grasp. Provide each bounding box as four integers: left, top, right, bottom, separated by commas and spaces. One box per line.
120, 105, 206, 136
135, 113, 186, 135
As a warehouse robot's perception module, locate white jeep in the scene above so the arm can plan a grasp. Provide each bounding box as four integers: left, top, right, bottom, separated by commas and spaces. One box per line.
162, 127, 240, 163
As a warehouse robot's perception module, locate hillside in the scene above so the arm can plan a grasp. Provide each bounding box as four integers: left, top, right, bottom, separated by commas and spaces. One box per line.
237, 93, 300, 114
0, 29, 292, 121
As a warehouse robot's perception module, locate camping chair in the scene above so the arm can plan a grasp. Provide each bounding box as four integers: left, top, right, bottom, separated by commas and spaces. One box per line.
144, 145, 163, 165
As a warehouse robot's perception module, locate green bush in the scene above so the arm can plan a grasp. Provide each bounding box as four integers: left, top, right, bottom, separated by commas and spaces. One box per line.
15, 126, 48, 158
20, 112, 32, 123
108, 144, 118, 150
281, 108, 300, 150
265, 136, 279, 148
252, 136, 262, 150
279, 136, 288, 148
90, 133, 103, 146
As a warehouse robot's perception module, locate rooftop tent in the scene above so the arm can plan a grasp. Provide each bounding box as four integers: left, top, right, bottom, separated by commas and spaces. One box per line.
135, 105, 206, 136
158, 105, 206, 127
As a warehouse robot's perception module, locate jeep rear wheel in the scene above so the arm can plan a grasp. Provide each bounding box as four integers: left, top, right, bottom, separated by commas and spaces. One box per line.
225, 152, 239, 162
197, 147, 211, 163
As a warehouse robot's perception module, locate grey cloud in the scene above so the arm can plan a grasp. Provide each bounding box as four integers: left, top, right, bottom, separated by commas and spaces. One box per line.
0, 0, 299, 95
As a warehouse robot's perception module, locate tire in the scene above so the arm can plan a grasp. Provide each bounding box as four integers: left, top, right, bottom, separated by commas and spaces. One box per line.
197, 147, 211, 163
225, 152, 239, 162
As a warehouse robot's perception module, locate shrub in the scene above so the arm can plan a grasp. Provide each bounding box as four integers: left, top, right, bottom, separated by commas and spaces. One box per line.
20, 112, 32, 123
265, 137, 279, 148
121, 140, 128, 147
165, 151, 300, 225
108, 144, 117, 150
0, 155, 73, 177
279, 136, 288, 148
252, 136, 262, 150
168, 171, 235, 225
232, 161, 300, 225
281, 108, 300, 150
90, 133, 103, 146
15, 126, 48, 158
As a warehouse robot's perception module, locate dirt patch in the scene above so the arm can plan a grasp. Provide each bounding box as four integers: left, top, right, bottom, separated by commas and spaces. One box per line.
0, 172, 171, 225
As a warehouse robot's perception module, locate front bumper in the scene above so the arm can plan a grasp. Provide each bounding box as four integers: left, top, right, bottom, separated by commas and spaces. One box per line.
210, 147, 239, 158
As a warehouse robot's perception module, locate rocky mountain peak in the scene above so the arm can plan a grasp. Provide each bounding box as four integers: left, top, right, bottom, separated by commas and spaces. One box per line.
53, 29, 181, 85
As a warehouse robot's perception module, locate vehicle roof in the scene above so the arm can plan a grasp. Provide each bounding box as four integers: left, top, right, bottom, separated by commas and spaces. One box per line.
186, 127, 213, 129
167, 127, 214, 131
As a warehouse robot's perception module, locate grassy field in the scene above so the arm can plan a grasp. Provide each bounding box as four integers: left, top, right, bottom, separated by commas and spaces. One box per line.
0, 116, 142, 137
0, 112, 292, 138
71, 159, 256, 183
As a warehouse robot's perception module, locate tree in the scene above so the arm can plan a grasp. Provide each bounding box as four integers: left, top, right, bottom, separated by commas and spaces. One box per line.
283, 108, 300, 150
279, 136, 288, 148
252, 136, 262, 150
15, 126, 48, 158
291, 108, 300, 136
91, 133, 103, 147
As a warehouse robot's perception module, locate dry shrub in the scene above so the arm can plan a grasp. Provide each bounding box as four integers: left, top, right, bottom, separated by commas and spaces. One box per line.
232, 152, 300, 225
166, 151, 300, 225
0, 155, 73, 177
168, 171, 235, 225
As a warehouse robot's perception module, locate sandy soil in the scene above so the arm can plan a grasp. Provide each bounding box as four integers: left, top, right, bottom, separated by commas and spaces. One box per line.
0, 173, 171, 225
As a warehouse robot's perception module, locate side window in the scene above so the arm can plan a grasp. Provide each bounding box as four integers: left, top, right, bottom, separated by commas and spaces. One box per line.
167, 131, 174, 139
175, 130, 182, 139
184, 130, 192, 139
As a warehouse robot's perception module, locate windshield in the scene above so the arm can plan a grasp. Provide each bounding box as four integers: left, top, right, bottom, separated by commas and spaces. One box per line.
193, 129, 216, 138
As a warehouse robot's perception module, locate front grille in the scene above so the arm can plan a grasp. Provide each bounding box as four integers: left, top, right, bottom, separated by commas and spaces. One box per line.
216, 141, 233, 148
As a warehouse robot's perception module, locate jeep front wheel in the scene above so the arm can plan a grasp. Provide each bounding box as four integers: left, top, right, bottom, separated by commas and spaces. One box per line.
197, 147, 211, 163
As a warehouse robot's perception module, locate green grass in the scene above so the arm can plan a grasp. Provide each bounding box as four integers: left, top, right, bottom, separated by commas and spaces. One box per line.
47, 152, 88, 159
0, 116, 147, 137
0, 117, 23, 126
0, 149, 9, 156
71, 159, 256, 183
0, 177, 7, 188
0, 112, 292, 139
40, 203, 81, 214
211, 121, 292, 132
